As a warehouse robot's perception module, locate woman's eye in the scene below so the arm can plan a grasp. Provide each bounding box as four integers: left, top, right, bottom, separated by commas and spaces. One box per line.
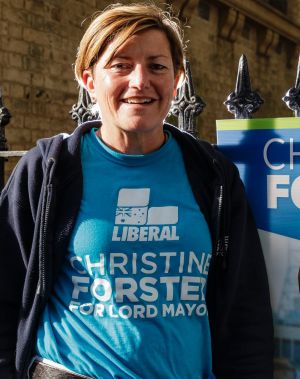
150, 63, 167, 71
111, 63, 131, 71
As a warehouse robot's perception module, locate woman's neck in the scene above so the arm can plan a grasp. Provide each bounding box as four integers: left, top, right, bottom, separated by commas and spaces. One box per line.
96, 126, 167, 155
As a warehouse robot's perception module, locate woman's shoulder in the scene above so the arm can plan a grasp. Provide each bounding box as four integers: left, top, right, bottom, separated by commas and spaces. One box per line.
164, 123, 236, 172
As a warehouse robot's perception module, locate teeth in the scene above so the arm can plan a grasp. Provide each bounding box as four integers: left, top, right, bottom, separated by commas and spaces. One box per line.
124, 98, 152, 104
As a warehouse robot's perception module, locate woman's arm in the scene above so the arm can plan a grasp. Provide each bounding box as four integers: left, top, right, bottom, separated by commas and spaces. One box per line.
211, 162, 274, 379
0, 151, 42, 378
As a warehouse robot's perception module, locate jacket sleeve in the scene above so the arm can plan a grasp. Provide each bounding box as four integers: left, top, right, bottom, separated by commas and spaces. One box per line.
0, 150, 42, 378
211, 160, 274, 379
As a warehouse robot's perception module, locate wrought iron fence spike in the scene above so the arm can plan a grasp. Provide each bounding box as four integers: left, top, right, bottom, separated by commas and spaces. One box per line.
235, 54, 252, 94
295, 53, 300, 89
169, 60, 205, 136
0, 87, 12, 130
224, 54, 264, 119
185, 60, 195, 98
0, 87, 11, 190
70, 86, 100, 126
282, 53, 300, 117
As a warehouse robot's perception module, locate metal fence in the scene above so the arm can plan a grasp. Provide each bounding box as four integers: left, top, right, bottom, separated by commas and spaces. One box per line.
0, 54, 299, 191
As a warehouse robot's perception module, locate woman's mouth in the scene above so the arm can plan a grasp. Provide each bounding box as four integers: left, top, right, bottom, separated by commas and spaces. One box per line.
122, 97, 155, 104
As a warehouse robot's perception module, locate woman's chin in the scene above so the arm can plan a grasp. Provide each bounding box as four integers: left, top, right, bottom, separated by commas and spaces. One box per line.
115, 121, 164, 135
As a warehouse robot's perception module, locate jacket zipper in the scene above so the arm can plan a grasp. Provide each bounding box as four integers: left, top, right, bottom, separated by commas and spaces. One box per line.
22, 158, 55, 379
39, 158, 55, 295
215, 184, 229, 269
212, 159, 229, 268
40, 184, 52, 294
216, 184, 224, 256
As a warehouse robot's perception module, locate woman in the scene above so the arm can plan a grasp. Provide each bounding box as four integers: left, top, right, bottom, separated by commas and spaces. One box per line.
0, 3, 273, 379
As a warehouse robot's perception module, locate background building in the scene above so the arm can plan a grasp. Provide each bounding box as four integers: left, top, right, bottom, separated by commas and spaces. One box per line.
0, 0, 300, 178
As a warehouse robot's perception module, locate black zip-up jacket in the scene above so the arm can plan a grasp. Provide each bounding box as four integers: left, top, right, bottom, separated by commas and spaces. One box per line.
0, 121, 273, 379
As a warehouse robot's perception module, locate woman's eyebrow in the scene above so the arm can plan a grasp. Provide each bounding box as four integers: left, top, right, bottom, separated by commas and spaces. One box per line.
148, 55, 169, 60
111, 55, 130, 60
113, 54, 169, 60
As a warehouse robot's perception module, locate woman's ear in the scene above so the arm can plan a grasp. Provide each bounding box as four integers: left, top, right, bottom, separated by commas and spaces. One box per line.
173, 70, 185, 97
82, 69, 96, 98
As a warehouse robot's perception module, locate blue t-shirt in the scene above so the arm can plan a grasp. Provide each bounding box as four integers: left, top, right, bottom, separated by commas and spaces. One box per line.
36, 129, 214, 379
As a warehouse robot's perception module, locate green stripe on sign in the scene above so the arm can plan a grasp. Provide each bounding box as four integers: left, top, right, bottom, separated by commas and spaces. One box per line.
216, 117, 300, 131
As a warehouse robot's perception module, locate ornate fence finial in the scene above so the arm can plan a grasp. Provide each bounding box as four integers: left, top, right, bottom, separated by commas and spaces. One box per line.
0, 87, 11, 151
224, 54, 264, 119
0, 88, 12, 129
0, 87, 12, 190
170, 60, 205, 136
282, 53, 300, 117
70, 86, 100, 126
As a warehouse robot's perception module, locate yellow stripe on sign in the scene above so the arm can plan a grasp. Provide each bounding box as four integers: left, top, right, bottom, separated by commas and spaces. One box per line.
216, 117, 300, 131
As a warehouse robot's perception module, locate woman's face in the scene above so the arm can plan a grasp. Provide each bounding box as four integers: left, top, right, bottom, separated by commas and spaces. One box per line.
83, 29, 180, 138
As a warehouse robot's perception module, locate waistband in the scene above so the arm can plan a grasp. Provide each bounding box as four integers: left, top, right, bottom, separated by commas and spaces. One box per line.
28, 359, 93, 379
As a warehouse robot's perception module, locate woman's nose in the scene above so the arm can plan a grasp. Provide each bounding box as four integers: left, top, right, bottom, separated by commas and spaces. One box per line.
129, 65, 150, 90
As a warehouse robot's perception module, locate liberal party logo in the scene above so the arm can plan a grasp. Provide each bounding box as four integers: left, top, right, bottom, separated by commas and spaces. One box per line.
112, 188, 179, 242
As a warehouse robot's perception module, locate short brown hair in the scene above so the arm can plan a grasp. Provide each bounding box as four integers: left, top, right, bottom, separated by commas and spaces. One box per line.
74, 2, 185, 85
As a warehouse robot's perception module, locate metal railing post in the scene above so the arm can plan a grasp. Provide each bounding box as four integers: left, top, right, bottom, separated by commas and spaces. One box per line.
70, 86, 100, 126
224, 54, 264, 119
170, 60, 205, 136
282, 53, 300, 117
0, 88, 11, 191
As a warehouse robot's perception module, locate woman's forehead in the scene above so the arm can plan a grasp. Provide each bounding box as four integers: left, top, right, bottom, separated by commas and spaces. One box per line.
104, 29, 173, 61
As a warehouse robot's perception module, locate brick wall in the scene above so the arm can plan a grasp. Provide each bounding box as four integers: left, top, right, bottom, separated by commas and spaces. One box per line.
0, 0, 110, 180
0, 0, 299, 180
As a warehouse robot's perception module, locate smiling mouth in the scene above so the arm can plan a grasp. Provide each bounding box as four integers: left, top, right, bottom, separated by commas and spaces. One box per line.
122, 97, 155, 104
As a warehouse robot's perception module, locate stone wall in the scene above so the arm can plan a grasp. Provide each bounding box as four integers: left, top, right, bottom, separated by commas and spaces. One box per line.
0, 0, 300, 180
178, 0, 300, 141
287, 0, 300, 26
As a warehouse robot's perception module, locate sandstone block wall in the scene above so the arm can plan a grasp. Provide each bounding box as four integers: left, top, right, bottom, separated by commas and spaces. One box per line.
184, 1, 299, 141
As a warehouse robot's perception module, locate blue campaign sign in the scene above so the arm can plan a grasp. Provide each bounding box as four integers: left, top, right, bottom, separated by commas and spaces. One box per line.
217, 117, 300, 378
216, 118, 300, 241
